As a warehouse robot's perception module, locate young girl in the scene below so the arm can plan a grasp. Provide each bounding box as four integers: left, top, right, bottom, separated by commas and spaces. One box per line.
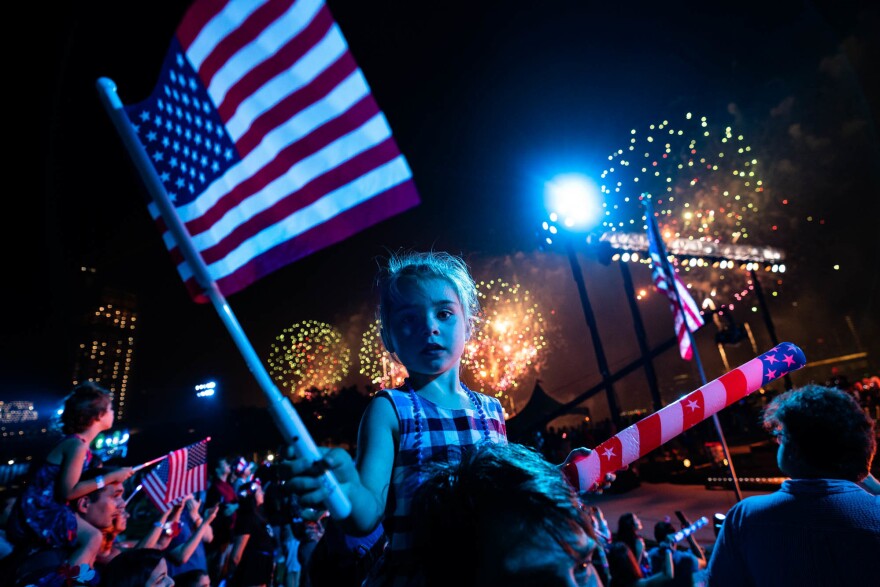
285, 251, 593, 585
616, 512, 650, 576
8, 382, 133, 568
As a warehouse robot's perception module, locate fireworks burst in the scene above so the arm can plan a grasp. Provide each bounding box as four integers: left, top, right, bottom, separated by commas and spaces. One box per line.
463, 279, 548, 409
599, 112, 784, 312
358, 319, 408, 390
267, 320, 351, 402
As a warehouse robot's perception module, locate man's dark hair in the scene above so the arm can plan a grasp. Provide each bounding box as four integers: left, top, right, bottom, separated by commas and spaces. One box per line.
173, 568, 209, 587
410, 442, 594, 587
763, 384, 876, 481
654, 520, 676, 543
80, 466, 121, 503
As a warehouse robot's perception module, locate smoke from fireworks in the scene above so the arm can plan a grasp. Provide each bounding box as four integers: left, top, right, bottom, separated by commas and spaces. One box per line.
463, 279, 548, 410
267, 320, 351, 401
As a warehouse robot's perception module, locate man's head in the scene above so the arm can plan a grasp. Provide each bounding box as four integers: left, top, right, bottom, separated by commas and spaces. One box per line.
213, 456, 231, 481
73, 467, 125, 531
654, 520, 677, 546
763, 384, 876, 481
411, 442, 597, 587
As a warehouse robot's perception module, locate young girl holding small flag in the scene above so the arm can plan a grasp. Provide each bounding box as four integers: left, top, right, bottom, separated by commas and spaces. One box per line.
284, 250, 599, 586
7, 382, 134, 568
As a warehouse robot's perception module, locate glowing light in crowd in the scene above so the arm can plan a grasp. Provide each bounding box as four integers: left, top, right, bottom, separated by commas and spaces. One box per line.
463, 280, 548, 406
358, 319, 408, 390
267, 320, 351, 401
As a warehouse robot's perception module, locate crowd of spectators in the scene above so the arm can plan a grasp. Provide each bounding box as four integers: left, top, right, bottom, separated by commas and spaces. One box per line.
1, 374, 877, 586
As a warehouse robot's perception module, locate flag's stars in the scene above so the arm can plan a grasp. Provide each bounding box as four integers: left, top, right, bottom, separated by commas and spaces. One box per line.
686, 398, 700, 412
765, 369, 777, 379
783, 354, 796, 367
765, 354, 779, 364
601, 447, 616, 460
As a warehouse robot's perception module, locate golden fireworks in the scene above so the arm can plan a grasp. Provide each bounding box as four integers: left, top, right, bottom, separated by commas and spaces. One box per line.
463, 279, 548, 402
358, 319, 408, 390
266, 320, 351, 401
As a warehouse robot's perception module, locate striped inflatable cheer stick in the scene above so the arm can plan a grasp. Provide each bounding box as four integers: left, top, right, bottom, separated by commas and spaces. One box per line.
563, 342, 807, 493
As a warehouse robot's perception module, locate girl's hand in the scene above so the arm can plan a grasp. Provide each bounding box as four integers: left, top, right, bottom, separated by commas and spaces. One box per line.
204, 504, 220, 524
560, 447, 617, 493
279, 446, 358, 508
112, 467, 135, 482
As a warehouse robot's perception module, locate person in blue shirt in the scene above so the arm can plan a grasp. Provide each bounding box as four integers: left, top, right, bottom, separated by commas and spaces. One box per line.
647, 520, 706, 587
707, 384, 880, 586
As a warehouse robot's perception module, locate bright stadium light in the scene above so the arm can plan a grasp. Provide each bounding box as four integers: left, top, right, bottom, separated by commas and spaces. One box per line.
195, 381, 217, 398
543, 173, 602, 232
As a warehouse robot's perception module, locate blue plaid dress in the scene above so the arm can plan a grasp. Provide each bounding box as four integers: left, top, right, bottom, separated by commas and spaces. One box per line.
365, 386, 507, 586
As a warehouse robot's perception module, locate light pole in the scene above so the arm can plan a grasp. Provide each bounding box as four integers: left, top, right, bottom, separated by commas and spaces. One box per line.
543, 174, 622, 430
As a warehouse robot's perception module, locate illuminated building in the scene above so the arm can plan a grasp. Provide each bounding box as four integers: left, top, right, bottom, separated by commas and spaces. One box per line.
71, 277, 138, 421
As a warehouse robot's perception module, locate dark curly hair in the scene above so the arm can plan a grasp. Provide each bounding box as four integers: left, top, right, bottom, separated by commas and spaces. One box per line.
410, 442, 594, 587
763, 384, 876, 481
99, 548, 167, 587
60, 382, 112, 435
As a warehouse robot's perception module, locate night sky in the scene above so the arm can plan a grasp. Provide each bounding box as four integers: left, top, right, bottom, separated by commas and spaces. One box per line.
8, 0, 879, 427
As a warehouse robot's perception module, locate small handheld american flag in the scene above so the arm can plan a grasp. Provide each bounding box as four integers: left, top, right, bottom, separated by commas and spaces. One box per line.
142, 438, 210, 512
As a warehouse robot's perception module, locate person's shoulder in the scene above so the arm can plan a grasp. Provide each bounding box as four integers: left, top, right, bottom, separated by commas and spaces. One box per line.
360, 391, 399, 431
471, 389, 503, 409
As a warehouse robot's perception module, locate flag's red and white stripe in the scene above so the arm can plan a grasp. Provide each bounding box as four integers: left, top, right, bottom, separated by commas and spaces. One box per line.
562, 343, 806, 493
651, 265, 704, 360
122, 0, 419, 301
645, 209, 705, 360
142, 440, 209, 512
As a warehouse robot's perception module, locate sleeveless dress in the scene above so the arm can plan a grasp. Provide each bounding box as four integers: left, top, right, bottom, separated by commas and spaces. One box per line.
364, 385, 507, 587
7, 435, 93, 549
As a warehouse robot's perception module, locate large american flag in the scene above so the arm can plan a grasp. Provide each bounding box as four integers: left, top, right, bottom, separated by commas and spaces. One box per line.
119, 0, 420, 301
644, 202, 705, 360
142, 439, 209, 512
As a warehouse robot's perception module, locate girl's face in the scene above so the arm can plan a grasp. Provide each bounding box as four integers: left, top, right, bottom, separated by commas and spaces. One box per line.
98, 404, 115, 430
146, 558, 174, 587
386, 277, 467, 380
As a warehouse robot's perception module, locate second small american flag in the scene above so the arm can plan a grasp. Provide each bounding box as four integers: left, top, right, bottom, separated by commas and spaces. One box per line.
142, 438, 210, 512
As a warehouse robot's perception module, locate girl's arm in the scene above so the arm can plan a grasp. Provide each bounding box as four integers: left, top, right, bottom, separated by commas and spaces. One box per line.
635, 537, 646, 569
58, 439, 134, 501
57, 439, 93, 501
284, 396, 397, 536
341, 397, 397, 535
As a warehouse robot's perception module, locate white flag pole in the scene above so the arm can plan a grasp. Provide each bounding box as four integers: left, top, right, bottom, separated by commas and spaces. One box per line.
96, 77, 352, 520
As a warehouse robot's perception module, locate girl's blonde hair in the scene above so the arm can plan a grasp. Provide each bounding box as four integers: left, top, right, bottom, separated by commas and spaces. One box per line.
377, 250, 480, 352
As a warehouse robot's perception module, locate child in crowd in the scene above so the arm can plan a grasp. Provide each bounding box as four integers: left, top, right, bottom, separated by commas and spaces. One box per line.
284, 250, 596, 586
7, 383, 133, 568
616, 513, 650, 576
